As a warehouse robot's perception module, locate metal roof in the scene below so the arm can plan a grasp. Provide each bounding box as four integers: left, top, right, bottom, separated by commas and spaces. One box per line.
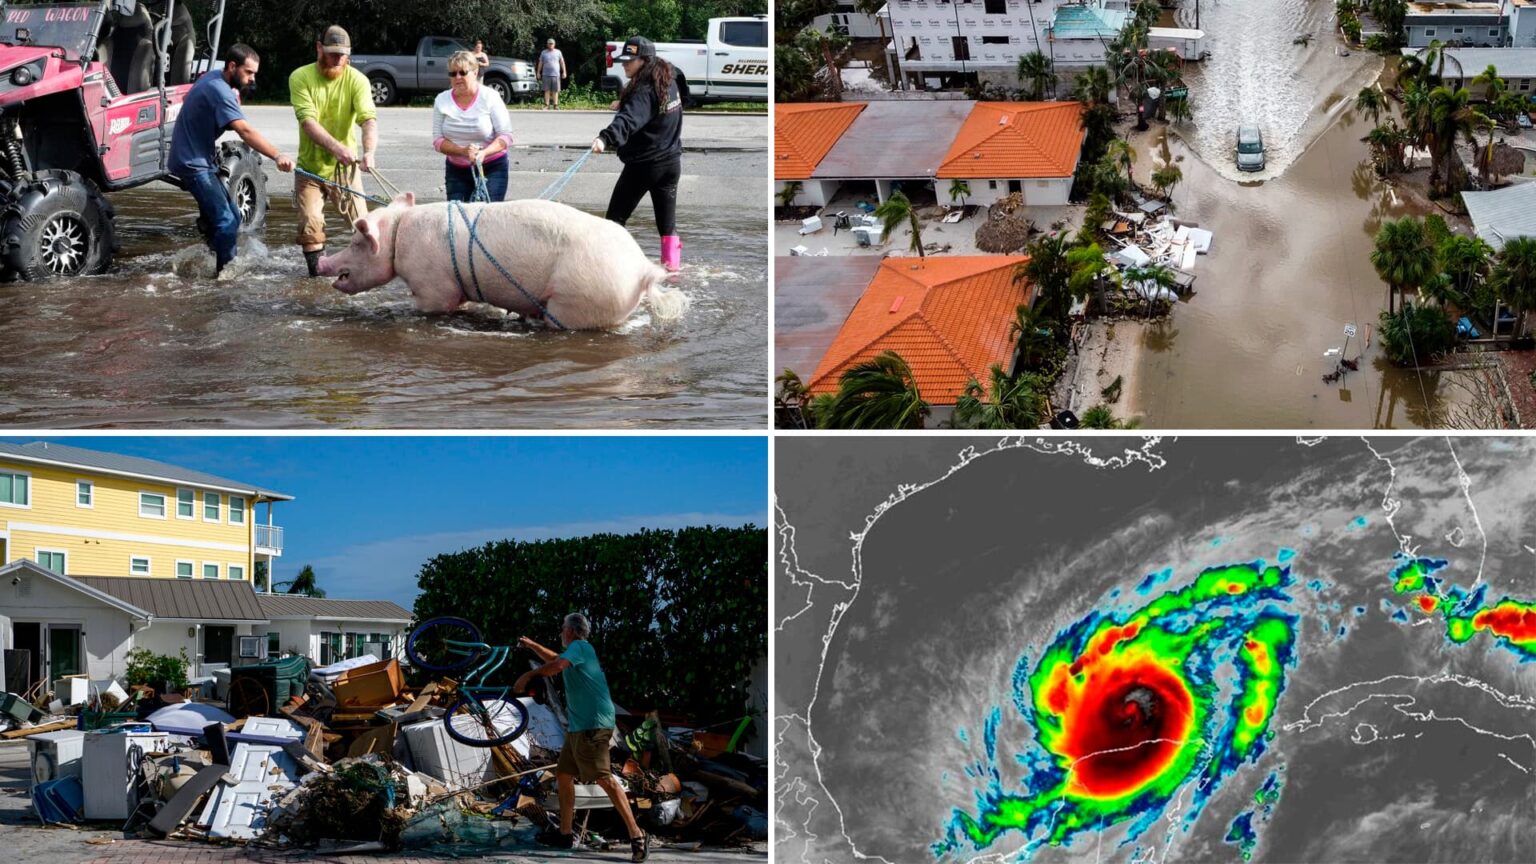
1399, 47, 1536, 79
1461, 183, 1536, 251
257, 595, 413, 623
775, 256, 886, 381
73, 575, 269, 622
813, 101, 976, 180
0, 441, 293, 500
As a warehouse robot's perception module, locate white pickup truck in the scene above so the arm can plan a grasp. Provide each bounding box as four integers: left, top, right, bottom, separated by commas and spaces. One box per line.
602, 16, 767, 103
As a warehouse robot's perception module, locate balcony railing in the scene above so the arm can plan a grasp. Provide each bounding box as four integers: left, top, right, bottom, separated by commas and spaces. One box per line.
254, 524, 284, 555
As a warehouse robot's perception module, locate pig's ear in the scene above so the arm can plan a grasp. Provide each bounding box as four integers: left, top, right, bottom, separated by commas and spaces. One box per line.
355, 219, 380, 255
393, 192, 416, 208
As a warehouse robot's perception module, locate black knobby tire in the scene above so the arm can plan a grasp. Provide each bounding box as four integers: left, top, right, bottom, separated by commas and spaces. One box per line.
1, 170, 116, 280
219, 142, 268, 231
443, 692, 529, 748
485, 76, 513, 104
370, 75, 397, 107
405, 616, 484, 673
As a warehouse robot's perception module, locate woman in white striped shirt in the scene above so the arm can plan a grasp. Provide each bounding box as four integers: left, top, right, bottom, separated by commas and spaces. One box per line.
432, 50, 513, 202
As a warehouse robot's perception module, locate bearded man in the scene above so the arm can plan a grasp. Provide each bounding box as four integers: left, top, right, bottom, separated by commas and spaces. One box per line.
289, 25, 379, 276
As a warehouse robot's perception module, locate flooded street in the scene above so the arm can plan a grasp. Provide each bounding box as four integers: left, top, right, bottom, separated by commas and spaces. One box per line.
1132, 0, 1454, 427
0, 189, 766, 428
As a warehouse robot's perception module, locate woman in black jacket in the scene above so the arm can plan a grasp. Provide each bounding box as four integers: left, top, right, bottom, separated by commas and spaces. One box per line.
593, 37, 686, 272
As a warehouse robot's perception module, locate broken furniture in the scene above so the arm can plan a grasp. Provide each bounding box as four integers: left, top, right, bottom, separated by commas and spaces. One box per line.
798, 215, 823, 235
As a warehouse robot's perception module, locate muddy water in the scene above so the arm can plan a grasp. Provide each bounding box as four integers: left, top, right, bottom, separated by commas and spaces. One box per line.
1133, 0, 1454, 427
0, 192, 766, 428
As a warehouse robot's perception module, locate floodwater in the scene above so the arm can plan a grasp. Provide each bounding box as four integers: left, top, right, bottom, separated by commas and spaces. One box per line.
1134, 0, 1457, 427
0, 192, 767, 428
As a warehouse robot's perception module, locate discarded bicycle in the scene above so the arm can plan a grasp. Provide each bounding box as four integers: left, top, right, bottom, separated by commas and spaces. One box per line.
404, 616, 530, 748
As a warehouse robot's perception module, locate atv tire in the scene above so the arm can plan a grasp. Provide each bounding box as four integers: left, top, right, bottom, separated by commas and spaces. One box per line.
219, 142, 268, 231
1, 170, 117, 280
123, 35, 155, 93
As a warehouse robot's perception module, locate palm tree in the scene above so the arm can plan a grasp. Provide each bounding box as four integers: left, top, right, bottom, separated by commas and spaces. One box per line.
1151, 164, 1182, 201
1080, 405, 1143, 428
1018, 232, 1075, 322
777, 181, 803, 209
1438, 233, 1493, 301
875, 190, 925, 258
1123, 263, 1179, 316
1071, 65, 1113, 106
1490, 236, 1536, 340
1106, 138, 1138, 189
1067, 241, 1118, 309
817, 351, 929, 429
1399, 85, 1432, 162
1365, 122, 1408, 174
948, 178, 971, 207
1081, 103, 1119, 163
1371, 217, 1439, 314
952, 365, 1047, 429
1424, 85, 1489, 196
795, 25, 849, 100
1017, 51, 1054, 100
276, 564, 325, 598
775, 368, 810, 429
1472, 65, 1507, 106
1355, 86, 1387, 125
1009, 303, 1055, 370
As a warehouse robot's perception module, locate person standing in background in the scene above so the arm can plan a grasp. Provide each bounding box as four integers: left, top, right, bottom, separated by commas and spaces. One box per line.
537, 38, 566, 110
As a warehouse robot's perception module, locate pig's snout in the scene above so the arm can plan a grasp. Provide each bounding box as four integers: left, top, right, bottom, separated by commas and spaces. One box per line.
316, 254, 360, 294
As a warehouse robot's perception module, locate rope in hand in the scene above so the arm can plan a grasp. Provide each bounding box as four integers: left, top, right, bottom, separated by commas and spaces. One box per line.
368, 165, 406, 201
294, 166, 391, 207
537, 148, 593, 201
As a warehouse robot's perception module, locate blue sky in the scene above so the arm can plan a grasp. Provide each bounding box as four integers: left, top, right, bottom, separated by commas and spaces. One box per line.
3, 436, 767, 609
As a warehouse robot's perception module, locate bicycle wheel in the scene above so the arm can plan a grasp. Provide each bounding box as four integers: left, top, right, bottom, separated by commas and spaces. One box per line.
444, 692, 529, 748
406, 616, 485, 673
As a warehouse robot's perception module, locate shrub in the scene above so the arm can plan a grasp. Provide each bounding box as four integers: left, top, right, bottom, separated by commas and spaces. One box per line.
125, 647, 190, 691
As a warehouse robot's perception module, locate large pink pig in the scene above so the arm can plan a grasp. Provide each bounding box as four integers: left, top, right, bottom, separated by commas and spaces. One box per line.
316, 193, 687, 329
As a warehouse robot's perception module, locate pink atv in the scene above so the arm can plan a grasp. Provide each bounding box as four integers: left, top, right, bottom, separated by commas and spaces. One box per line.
0, 0, 266, 279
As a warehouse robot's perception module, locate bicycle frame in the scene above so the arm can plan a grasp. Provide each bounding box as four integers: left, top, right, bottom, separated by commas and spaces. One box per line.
445, 637, 514, 704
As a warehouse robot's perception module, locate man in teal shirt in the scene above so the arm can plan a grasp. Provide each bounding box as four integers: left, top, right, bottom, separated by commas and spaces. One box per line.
517, 613, 648, 861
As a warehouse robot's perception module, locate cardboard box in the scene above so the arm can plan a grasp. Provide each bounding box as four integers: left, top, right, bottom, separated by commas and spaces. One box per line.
332, 659, 404, 708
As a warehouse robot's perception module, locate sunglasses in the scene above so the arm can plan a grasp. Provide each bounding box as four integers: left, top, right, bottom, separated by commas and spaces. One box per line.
449, 70, 471, 78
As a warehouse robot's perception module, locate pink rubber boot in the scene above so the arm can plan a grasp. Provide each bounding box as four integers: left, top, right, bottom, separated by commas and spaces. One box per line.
661, 235, 682, 272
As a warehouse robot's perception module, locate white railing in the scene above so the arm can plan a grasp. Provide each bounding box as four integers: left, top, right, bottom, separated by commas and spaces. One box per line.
254, 524, 284, 553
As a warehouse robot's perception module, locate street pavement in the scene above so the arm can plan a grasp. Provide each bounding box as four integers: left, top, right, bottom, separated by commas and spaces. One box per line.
0, 742, 765, 862
229, 106, 767, 210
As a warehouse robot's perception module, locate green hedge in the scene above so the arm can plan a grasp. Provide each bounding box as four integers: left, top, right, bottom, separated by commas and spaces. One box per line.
411, 525, 766, 726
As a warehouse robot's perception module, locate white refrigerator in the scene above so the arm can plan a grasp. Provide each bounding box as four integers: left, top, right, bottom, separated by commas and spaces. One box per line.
82, 730, 169, 820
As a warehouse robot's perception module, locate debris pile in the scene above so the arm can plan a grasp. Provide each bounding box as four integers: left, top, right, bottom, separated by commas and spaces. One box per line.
3, 658, 767, 855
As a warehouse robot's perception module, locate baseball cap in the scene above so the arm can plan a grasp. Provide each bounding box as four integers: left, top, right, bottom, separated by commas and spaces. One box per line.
615, 37, 654, 62
321, 25, 351, 56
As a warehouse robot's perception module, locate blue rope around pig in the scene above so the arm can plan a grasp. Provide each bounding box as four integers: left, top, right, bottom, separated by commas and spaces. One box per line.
443, 148, 597, 329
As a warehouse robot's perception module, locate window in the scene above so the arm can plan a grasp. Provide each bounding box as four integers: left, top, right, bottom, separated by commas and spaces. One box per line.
203, 562, 220, 580
428, 38, 458, 58
229, 564, 245, 582
988, 180, 998, 189
0, 471, 29, 507
204, 491, 221, 522
982, 35, 1009, 44
1424, 28, 1436, 37
229, 497, 245, 525
719, 20, 767, 48
1491, 28, 1501, 38
140, 491, 166, 518
76, 480, 92, 508
176, 560, 194, 579
267, 632, 281, 657
369, 633, 393, 659
984, 0, 1005, 12
1453, 27, 1464, 35
1521, 79, 1531, 91
952, 35, 971, 60
177, 488, 195, 519
320, 632, 343, 665
130, 556, 151, 576
36, 550, 65, 574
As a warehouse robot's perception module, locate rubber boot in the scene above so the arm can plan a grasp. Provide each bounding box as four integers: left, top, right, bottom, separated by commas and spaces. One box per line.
304, 249, 322, 278
661, 235, 681, 272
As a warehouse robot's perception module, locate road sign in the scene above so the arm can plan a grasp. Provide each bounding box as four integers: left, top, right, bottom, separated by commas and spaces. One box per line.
1343, 324, 1357, 337
1166, 87, 1189, 98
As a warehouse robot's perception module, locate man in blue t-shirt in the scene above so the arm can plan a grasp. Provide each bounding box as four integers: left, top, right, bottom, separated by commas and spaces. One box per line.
517, 613, 648, 862
168, 43, 293, 274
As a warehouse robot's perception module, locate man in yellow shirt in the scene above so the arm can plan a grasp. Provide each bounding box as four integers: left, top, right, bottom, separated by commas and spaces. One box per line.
290, 25, 379, 277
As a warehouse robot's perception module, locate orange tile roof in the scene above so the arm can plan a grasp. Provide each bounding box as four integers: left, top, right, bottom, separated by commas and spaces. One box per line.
938, 102, 1086, 179
775, 102, 867, 179
808, 256, 1034, 405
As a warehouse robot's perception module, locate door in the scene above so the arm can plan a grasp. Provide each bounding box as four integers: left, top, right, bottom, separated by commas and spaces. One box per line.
13, 622, 41, 693
421, 38, 459, 90
710, 20, 768, 100
204, 625, 235, 668
46, 624, 81, 679
1008, 179, 1023, 196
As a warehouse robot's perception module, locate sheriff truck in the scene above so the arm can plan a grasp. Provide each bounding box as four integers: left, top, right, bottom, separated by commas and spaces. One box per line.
602, 16, 767, 103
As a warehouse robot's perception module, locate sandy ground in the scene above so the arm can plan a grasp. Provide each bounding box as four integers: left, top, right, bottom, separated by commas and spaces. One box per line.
1058, 318, 1150, 421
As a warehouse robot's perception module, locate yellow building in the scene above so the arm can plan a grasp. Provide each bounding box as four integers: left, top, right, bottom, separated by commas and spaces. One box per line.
0, 440, 289, 584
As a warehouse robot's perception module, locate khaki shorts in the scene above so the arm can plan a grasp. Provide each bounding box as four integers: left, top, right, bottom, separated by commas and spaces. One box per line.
556, 728, 613, 782
294, 168, 367, 247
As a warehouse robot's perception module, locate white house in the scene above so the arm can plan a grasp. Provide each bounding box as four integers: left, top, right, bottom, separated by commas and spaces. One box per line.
257, 594, 413, 666
812, 1, 891, 39
1400, 45, 1536, 96
1404, 2, 1508, 48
